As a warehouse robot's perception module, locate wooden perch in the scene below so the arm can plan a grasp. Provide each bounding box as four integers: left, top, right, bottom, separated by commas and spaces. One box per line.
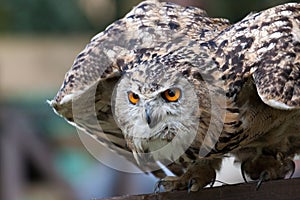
100, 178, 300, 200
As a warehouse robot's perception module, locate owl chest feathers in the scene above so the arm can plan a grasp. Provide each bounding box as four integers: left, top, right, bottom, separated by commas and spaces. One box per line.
122, 75, 299, 163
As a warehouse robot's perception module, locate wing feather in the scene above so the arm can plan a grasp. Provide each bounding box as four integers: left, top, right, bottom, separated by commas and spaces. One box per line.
213, 3, 300, 109
49, 0, 230, 172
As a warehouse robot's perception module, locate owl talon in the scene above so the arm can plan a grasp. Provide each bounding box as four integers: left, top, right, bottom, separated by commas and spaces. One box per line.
256, 170, 269, 190
154, 176, 181, 192
187, 178, 196, 193
287, 159, 296, 179
210, 175, 216, 187
241, 161, 249, 183
154, 179, 164, 193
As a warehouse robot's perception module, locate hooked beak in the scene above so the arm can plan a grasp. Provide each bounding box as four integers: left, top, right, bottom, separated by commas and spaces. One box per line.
145, 104, 151, 126
144, 102, 161, 128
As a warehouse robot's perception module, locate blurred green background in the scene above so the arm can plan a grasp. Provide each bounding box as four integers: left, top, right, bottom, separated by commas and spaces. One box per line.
1, 0, 299, 200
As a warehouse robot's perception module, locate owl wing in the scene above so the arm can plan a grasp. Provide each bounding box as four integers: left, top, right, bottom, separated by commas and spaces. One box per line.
212, 3, 300, 110
249, 3, 300, 110
49, 0, 230, 172
195, 3, 300, 155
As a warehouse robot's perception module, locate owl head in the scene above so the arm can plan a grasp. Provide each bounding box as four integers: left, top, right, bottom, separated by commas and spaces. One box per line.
112, 56, 202, 163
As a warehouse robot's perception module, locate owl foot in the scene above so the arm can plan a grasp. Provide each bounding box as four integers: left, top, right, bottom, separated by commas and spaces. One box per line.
154, 159, 220, 192
154, 176, 185, 193
154, 174, 216, 193
255, 164, 295, 190
187, 176, 215, 193
240, 153, 295, 188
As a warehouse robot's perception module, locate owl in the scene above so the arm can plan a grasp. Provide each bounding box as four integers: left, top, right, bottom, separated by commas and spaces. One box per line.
49, 0, 300, 192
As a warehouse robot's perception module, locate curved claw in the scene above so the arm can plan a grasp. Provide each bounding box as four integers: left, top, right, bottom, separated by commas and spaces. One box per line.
287, 159, 296, 179
187, 178, 196, 193
240, 161, 249, 183
210, 175, 216, 187
256, 171, 269, 191
154, 179, 163, 194
187, 175, 216, 193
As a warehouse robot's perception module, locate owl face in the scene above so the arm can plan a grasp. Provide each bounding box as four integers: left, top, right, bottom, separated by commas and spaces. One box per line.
112, 62, 200, 156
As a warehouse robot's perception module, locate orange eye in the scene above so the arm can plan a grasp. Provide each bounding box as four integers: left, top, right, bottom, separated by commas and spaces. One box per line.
128, 92, 140, 105
162, 88, 181, 102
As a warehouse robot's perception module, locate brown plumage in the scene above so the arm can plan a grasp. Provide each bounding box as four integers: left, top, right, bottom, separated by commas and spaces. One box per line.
49, 0, 300, 191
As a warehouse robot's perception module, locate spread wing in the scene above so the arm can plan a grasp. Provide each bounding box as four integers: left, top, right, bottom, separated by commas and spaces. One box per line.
49, 0, 230, 173
212, 3, 300, 110
250, 3, 300, 110
193, 3, 300, 154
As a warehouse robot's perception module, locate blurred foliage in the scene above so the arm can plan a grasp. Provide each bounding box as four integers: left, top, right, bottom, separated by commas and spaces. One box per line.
204, 0, 298, 22
0, 0, 94, 33
0, 0, 140, 33
1, 0, 298, 34
1, 96, 75, 138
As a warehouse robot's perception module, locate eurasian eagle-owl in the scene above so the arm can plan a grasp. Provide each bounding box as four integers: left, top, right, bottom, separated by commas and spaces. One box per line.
49, 0, 300, 191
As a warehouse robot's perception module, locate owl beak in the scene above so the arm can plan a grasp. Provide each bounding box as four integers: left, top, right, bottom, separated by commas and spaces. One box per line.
145, 102, 158, 128
145, 106, 151, 126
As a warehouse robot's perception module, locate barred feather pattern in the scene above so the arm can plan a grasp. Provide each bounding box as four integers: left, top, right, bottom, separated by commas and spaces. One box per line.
50, 1, 300, 190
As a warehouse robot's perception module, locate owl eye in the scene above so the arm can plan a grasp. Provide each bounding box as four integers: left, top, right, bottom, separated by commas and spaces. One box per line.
128, 92, 140, 105
162, 88, 181, 102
